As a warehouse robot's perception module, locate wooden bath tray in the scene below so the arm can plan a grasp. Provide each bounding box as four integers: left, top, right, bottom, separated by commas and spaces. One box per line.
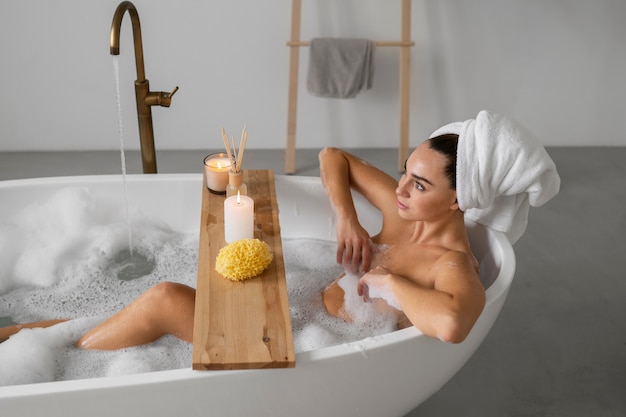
192, 170, 295, 370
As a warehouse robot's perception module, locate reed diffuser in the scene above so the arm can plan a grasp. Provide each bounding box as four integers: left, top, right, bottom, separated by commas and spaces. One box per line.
222, 126, 248, 197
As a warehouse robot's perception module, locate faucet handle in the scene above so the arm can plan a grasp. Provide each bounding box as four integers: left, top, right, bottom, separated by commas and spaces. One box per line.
166, 86, 179, 99
160, 86, 179, 107
146, 86, 179, 107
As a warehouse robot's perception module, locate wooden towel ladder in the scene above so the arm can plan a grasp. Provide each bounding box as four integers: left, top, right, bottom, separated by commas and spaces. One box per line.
285, 0, 414, 174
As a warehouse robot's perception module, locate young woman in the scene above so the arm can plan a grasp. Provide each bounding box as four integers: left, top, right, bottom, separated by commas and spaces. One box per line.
0, 135, 485, 348
319, 135, 485, 343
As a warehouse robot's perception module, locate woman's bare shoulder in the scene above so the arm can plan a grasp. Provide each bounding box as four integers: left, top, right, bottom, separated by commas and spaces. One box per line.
433, 250, 480, 278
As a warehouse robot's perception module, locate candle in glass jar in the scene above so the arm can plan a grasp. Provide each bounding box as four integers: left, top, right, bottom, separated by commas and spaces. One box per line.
203, 153, 231, 194
224, 193, 254, 243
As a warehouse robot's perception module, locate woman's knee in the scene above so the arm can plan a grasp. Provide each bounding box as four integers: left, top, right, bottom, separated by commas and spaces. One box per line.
323, 281, 352, 322
146, 282, 194, 305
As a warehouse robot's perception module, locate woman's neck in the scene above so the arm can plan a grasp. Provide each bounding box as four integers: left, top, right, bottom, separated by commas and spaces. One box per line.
408, 210, 469, 249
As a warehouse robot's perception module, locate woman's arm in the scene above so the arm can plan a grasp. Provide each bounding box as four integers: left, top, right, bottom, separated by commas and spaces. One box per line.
358, 252, 486, 343
319, 147, 397, 273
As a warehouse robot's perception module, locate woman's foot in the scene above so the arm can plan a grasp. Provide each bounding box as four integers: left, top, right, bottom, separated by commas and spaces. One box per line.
0, 319, 67, 342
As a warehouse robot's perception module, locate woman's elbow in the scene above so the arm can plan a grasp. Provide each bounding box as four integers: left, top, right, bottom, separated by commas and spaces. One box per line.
433, 305, 484, 344
435, 322, 470, 344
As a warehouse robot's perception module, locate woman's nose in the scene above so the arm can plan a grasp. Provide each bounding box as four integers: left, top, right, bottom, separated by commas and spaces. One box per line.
396, 176, 409, 196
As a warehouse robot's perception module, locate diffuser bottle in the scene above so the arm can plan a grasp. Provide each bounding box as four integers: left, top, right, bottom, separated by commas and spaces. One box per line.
226, 170, 247, 197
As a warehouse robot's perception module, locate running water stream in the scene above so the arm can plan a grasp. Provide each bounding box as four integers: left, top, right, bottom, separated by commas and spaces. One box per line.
112, 56, 133, 253
112, 57, 155, 281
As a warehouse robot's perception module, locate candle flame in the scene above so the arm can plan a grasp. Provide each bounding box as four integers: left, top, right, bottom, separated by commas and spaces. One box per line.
236, 191, 241, 204
217, 160, 222, 169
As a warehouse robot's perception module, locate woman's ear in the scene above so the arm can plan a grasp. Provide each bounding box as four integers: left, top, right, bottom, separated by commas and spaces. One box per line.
450, 196, 459, 211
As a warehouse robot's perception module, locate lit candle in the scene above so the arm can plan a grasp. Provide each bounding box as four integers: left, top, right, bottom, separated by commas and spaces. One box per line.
224, 193, 254, 243
204, 152, 231, 194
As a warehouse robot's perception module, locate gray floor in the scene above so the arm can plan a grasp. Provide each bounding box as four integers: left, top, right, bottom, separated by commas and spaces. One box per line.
0, 147, 624, 416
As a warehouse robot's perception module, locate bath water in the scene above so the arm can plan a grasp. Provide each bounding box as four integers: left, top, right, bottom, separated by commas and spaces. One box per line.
0, 188, 396, 386
112, 56, 132, 254
112, 57, 155, 280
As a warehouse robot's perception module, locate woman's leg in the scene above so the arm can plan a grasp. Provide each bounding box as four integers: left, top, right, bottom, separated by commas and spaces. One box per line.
0, 319, 67, 343
323, 278, 351, 322
76, 282, 196, 350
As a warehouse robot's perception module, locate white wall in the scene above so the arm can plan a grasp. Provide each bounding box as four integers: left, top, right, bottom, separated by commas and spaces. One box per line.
0, 0, 624, 152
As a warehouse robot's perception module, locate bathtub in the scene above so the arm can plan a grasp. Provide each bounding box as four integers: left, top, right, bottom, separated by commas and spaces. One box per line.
0, 174, 515, 417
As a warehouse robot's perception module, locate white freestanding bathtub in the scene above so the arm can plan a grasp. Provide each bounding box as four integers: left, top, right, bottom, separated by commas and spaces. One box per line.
0, 174, 515, 417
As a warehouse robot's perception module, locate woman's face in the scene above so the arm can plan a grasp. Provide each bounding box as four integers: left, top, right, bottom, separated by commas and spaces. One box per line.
395, 142, 458, 221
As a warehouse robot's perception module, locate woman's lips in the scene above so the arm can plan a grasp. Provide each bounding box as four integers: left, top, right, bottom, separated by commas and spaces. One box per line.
396, 199, 408, 210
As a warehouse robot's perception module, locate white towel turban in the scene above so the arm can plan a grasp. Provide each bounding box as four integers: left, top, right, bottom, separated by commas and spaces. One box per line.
430, 110, 561, 243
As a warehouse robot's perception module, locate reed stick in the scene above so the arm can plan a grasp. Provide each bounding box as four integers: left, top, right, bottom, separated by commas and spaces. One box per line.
230, 136, 237, 171
221, 127, 234, 168
221, 126, 248, 173
236, 127, 248, 170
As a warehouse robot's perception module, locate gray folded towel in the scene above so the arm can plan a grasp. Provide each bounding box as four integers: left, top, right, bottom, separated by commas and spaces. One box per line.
306, 38, 375, 99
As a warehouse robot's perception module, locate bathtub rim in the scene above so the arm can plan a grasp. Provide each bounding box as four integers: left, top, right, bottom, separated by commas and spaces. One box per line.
0, 173, 516, 397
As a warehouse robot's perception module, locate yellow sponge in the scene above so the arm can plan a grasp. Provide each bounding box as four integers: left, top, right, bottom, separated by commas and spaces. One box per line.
215, 238, 273, 281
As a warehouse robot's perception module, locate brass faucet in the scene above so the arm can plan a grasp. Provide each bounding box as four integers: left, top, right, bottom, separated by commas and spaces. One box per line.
110, 1, 178, 174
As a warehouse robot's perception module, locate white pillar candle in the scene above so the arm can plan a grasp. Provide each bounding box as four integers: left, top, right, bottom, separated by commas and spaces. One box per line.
204, 153, 231, 194
224, 193, 254, 243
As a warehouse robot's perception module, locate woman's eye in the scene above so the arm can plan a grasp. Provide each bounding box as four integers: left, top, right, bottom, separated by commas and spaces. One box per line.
414, 181, 424, 191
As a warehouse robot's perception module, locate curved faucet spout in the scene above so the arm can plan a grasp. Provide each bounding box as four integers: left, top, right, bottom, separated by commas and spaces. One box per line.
109, 1, 178, 174
110, 1, 146, 82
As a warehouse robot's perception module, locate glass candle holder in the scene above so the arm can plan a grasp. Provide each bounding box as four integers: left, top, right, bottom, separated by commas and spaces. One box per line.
203, 153, 231, 194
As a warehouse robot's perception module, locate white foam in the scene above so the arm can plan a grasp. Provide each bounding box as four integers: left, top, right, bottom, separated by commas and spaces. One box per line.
284, 240, 396, 353
337, 273, 397, 329
0, 188, 397, 386
366, 284, 402, 310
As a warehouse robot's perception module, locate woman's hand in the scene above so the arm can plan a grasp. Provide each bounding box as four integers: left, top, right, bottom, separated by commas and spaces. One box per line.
336, 218, 374, 274
357, 266, 402, 310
